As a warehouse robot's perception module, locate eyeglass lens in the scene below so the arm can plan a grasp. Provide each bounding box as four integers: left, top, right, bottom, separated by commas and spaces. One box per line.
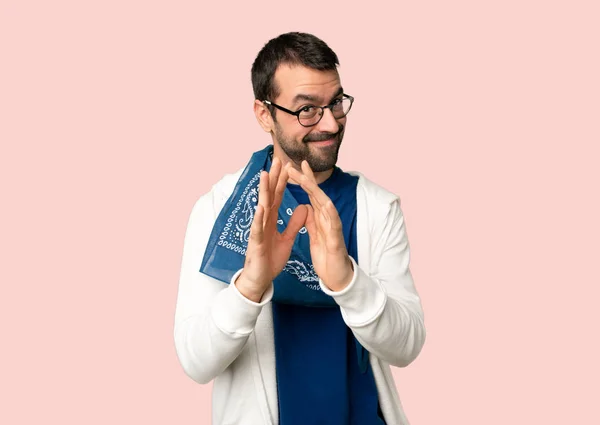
299, 97, 352, 126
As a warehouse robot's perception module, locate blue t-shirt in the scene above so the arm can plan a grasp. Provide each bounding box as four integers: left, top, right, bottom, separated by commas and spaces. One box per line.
272, 166, 386, 425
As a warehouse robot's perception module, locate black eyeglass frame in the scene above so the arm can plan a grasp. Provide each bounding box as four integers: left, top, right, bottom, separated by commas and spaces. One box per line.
263, 94, 354, 127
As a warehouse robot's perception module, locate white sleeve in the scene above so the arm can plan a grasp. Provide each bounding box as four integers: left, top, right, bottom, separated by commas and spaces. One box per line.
319, 199, 426, 367
173, 191, 273, 384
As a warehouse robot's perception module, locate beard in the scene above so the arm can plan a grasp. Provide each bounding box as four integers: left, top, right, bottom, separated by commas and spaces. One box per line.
273, 122, 344, 173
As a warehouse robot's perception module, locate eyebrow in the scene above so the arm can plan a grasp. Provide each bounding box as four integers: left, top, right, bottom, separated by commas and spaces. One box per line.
291, 87, 344, 107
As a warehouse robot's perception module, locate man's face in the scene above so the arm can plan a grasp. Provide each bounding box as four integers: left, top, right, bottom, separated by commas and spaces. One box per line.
270, 65, 347, 172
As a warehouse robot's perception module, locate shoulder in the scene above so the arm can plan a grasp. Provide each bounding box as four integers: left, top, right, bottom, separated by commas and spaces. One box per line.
211, 167, 244, 202
183, 167, 245, 242
348, 170, 406, 233
193, 166, 245, 213
348, 171, 400, 207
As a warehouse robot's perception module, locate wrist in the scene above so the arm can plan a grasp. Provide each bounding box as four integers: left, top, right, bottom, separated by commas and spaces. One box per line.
319, 256, 359, 296
234, 272, 268, 303
328, 257, 355, 292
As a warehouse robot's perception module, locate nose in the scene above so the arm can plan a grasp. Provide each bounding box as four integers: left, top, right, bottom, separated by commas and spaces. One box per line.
315, 107, 340, 134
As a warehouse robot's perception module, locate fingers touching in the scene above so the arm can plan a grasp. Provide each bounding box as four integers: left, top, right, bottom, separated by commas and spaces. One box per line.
256, 158, 342, 243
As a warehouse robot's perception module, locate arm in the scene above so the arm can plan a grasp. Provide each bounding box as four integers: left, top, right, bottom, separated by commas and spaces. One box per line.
290, 161, 425, 367
319, 199, 426, 367
173, 191, 273, 384
174, 160, 307, 384
287, 163, 425, 368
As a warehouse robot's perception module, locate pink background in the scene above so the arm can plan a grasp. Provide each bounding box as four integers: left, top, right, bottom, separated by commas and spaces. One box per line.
2, 0, 599, 423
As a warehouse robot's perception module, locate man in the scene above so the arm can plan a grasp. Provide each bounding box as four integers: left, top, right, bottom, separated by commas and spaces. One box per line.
174, 32, 425, 425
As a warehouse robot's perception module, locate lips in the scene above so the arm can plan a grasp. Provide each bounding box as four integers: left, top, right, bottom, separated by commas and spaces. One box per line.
306, 133, 339, 144
308, 138, 336, 146
304, 125, 343, 145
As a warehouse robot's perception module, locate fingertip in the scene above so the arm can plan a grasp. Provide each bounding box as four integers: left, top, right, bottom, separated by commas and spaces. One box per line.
296, 203, 308, 216
305, 203, 314, 218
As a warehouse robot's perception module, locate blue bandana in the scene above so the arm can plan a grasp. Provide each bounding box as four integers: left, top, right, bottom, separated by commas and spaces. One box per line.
201, 144, 343, 307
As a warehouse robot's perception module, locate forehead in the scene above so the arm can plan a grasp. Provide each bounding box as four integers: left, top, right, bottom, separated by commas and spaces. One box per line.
273, 64, 341, 104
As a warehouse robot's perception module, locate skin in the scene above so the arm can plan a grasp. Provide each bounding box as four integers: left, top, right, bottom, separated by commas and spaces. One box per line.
235, 64, 354, 302
253, 64, 347, 182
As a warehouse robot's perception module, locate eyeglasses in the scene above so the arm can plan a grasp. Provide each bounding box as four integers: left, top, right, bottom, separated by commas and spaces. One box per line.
263, 94, 354, 127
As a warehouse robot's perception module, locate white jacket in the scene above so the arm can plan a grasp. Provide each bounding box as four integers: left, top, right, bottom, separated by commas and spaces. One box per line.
174, 167, 426, 425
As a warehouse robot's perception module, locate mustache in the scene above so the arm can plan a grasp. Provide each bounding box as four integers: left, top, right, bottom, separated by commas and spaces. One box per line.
303, 125, 344, 143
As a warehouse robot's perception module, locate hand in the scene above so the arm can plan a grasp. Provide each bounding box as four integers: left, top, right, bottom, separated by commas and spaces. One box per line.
287, 161, 354, 292
235, 159, 308, 302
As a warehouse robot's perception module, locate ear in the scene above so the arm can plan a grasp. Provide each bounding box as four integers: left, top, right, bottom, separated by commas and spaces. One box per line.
254, 99, 274, 133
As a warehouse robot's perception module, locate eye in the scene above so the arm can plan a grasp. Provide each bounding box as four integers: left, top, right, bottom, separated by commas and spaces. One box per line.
298, 105, 318, 118
299, 105, 316, 113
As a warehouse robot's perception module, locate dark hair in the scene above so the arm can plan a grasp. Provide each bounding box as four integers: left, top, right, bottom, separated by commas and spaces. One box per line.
251, 32, 340, 109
